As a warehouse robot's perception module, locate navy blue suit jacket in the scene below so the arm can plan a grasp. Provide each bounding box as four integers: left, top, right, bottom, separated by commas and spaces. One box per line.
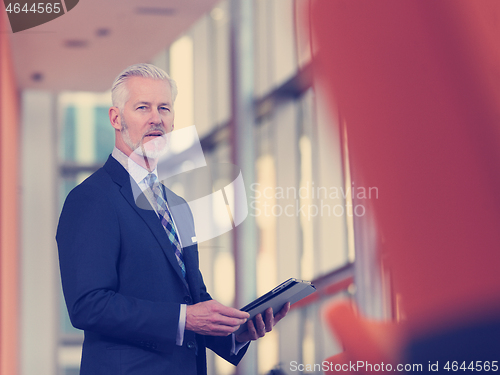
56, 156, 248, 375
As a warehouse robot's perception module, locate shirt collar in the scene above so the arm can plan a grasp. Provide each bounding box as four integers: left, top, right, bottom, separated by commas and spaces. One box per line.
111, 147, 158, 185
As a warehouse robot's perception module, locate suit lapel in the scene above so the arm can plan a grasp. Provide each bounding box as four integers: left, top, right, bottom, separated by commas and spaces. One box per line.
103, 156, 189, 288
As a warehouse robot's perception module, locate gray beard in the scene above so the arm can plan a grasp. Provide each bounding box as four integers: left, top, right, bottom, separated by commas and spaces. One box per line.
121, 117, 167, 159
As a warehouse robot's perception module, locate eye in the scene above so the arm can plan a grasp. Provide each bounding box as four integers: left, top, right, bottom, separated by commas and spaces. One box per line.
137, 105, 147, 110
160, 106, 171, 112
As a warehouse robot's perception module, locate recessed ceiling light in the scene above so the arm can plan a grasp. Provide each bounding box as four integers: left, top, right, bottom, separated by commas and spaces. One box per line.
135, 7, 176, 16
31, 72, 43, 82
64, 39, 88, 48
96, 28, 111, 37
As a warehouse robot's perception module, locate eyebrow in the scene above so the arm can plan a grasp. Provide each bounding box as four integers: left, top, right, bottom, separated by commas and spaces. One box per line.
133, 101, 172, 107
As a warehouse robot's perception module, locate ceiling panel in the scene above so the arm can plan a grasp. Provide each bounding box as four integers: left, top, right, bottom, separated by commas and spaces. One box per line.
5, 0, 221, 92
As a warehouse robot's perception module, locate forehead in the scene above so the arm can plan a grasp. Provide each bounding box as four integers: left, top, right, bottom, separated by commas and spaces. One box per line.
125, 76, 172, 104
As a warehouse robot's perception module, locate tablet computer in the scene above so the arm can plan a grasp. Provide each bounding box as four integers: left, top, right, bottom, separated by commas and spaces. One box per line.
234, 278, 316, 335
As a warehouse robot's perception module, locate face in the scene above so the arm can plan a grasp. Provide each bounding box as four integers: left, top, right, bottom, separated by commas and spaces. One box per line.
110, 76, 174, 160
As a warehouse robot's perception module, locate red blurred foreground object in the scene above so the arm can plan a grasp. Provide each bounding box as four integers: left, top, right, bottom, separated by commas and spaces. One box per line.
309, 0, 500, 370
323, 301, 404, 375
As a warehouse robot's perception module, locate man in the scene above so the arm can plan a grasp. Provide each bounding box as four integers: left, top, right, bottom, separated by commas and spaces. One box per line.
56, 63, 289, 375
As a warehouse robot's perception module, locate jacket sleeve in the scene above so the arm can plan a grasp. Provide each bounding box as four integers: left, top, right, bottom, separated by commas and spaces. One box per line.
205, 335, 251, 366
56, 184, 180, 353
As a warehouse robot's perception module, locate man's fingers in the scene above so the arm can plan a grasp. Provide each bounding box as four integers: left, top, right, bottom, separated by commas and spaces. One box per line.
274, 302, 290, 324
216, 304, 250, 319
186, 300, 290, 337
234, 303, 292, 342
186, 300, 248, 335
246, 318, 259, 340
213, 315, 247, 327
264, 307, 274, 332
254, 313, 266, 337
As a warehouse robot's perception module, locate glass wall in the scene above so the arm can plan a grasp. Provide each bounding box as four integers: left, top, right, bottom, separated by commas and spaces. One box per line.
57, 91, 114, 374
159, 0, 353, 374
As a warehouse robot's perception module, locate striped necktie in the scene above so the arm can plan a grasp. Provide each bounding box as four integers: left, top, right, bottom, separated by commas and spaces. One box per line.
144, 173, 186, 278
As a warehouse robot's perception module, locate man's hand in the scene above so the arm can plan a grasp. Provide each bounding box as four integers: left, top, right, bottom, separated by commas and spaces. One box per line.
235, 302, 290, 343
186, 300, 250, 336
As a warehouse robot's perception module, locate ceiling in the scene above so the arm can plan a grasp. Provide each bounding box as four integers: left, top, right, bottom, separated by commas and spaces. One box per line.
5, 0, 221, 92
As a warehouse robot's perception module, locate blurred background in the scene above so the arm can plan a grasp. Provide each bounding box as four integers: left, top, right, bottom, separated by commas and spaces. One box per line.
0, 0, 390, 374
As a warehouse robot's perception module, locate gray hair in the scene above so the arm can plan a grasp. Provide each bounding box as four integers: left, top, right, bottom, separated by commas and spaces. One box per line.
111, 63, 178, 109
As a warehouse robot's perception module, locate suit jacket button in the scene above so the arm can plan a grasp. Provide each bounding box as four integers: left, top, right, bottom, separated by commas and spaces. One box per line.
184, 296, 192, 304
187, 341, 195, 349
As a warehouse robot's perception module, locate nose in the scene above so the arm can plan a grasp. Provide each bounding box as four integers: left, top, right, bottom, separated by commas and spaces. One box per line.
149, 108, 162, 125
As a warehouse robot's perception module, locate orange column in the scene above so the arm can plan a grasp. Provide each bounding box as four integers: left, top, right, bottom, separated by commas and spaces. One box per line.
0, 10, 20, 375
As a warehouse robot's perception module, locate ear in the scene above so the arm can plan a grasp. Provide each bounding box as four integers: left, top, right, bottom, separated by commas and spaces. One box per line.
109, 107, 122, 131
